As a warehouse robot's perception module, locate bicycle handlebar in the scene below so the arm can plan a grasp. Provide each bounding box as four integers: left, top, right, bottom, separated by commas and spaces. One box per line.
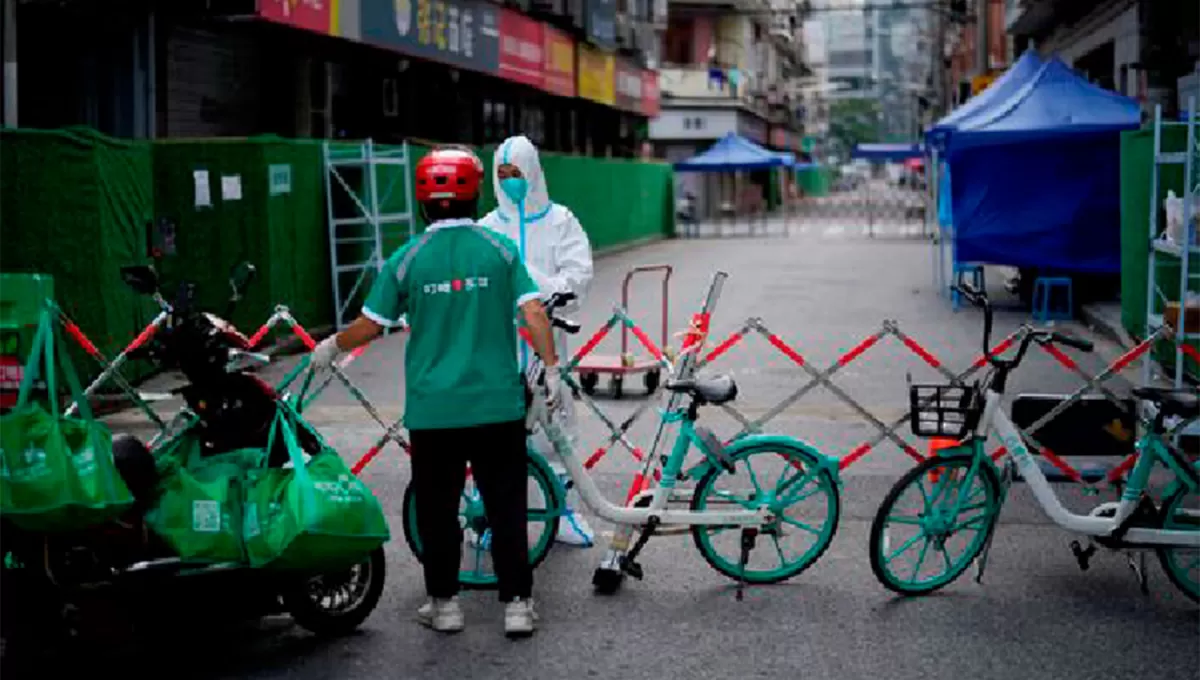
954, 283, 1094, 371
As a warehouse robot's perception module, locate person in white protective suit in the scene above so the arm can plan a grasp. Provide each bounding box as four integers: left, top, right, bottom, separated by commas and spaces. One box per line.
478, 135, 597, 548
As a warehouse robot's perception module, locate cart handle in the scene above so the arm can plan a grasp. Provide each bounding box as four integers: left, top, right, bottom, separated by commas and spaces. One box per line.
620, 265, 673, 356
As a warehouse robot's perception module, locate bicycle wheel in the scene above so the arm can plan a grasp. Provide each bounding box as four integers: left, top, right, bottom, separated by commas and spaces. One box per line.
1156, 485, 1200, 604
691, 441, 840, 584
401, 450, 562, 590
869, 454, 1001, 595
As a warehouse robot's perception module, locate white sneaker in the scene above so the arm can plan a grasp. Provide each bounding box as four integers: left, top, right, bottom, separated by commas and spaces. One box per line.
504, 597, 537, 638
417, 598, 465, 633
556, 510, 595, 547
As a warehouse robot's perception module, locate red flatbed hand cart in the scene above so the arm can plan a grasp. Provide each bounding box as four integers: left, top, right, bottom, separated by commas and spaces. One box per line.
575, 265, 672, 399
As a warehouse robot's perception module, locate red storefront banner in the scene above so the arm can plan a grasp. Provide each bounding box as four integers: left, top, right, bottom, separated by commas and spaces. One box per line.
641, 70, 660, 117
257, 0, 332, 34
615, 58, 643, 113
499, 9, 545, 89
543, 26, 576, 98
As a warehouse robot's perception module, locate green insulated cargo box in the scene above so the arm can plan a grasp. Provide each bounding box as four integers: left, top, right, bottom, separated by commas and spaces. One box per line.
152, 137, 331, 332
0, 127, 158, 382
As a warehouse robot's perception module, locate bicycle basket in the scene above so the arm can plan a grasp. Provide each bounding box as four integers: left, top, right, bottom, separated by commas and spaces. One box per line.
909, 383, 982, 439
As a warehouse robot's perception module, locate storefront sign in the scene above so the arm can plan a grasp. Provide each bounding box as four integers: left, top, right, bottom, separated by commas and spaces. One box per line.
615, 58, 642, 113
258, 0, 332, 34
641, 70, 660, 118
648, 109, 738, 140
586, 0, 616, 49
498, 9, 543, 88
361, 0, 500, 75
577, 44, 615, 106
542, 26, 576, 98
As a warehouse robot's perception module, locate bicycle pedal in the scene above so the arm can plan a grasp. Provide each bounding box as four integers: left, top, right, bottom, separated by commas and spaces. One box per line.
1070, 540, 1096, 572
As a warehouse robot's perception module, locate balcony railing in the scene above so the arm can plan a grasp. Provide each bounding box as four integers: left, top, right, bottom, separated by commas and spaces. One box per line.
659, 66, 752, 103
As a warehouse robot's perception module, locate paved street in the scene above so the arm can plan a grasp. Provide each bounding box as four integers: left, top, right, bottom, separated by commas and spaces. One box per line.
79, 223, 1200, 679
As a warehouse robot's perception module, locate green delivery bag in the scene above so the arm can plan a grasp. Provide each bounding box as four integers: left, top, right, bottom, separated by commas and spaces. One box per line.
0, 307, 133, 531
243, 406, 389, 570
145, 435, 263, 563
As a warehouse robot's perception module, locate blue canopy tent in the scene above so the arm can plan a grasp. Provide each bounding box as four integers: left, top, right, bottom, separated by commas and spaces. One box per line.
851, 143, 925, 162
927, 51, 1046, 301
925, 49, 1044, 150
674, 132, 790, 171
674, 133, 794, 236
943, 56, 1140, 302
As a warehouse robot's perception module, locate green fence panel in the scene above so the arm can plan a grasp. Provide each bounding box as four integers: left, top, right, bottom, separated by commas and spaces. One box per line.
153, 137, 330, 332
370, 142, 672, 254
0, 127, 157, 381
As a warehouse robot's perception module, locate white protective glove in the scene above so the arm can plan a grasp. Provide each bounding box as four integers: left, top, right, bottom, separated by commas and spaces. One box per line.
311, 335, 343, 371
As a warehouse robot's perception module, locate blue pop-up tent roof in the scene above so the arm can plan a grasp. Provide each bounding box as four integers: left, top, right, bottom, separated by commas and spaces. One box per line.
851, 143, 925, 161
948, 57, 1141, 152
926, 49, 1044, 149
948, 57, 1140, 274
674, 133, 791, 171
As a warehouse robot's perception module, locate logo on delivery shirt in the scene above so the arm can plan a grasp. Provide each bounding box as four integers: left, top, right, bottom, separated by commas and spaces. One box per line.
422, 277, 489, 295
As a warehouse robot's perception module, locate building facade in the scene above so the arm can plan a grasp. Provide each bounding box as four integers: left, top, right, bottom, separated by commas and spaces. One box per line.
1004, 0, 1197, 118
4, 0, 664, 156
650, 0, 806, 215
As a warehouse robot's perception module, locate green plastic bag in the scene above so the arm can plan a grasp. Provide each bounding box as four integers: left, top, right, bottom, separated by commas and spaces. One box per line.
145, 435, 260, 563
0, 307, 133, 531
243, 406, 390, 570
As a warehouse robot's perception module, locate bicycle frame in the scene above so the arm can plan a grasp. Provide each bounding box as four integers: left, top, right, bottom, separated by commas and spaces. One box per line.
536, 388, 770, 528
978, 388, 1200, 548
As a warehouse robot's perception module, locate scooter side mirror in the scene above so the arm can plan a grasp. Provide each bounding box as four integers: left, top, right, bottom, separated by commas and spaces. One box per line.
120, 265, 160, 295
229, 261, 257, 299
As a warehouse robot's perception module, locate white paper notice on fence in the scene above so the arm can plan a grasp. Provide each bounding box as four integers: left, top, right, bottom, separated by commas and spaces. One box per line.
221, 175, 243, 201
193, 170, 211, 208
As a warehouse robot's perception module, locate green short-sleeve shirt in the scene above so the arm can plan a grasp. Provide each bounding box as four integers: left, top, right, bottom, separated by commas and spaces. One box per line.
363, 219, 540, 430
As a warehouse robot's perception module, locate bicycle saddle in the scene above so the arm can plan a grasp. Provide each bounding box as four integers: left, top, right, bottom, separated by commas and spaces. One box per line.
1131, 387, 1199, 419
665, 374, 738, 405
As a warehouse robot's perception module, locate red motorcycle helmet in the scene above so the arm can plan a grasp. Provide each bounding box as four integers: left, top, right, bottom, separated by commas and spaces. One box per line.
414, 146, 484, 203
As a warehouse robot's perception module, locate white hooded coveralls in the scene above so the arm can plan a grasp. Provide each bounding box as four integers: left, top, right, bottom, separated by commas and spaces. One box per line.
478, 136, 594, 440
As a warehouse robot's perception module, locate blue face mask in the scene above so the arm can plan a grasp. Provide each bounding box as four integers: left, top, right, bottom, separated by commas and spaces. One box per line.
500, 177, 529, 206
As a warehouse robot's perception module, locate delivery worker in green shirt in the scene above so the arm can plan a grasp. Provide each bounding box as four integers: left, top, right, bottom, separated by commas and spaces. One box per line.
310, 146, 559, 638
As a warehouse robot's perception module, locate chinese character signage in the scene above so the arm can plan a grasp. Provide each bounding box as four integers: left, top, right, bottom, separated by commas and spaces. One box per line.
361, 0, 500, 75
585, 0, 616, 49
641, 69, 660, 117
615, 58, 642, 113
258, 0, 333, 34
542, 25, 576, 98
577, 44, 615, 106
499, 9, 544, 89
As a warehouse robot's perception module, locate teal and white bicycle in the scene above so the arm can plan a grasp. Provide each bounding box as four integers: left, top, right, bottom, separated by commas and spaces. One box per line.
402, 283, 843, 597
869, 284, 1199, 601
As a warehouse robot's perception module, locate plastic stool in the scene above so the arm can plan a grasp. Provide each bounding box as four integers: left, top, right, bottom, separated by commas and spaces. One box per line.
951, 264, 985, 311
1032, 277, 1073, 322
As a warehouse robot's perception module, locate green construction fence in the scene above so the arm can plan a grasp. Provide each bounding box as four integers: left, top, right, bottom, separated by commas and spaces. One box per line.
152, 136, 331, 333
0, 127, 159, 381
2, 129, 675, 374
1119, 123, 1199, 380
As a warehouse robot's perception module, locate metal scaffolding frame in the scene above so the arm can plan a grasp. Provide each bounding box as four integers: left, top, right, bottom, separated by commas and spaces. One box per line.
323, 139, 416, 329
1142, 99, 1199, 389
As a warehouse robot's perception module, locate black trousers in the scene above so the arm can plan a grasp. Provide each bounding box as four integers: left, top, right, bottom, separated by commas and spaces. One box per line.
410, 418, 531, 602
